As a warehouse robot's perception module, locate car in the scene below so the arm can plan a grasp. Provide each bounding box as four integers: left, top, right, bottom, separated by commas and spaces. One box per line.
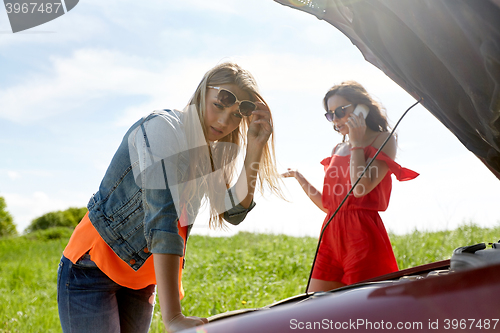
182, 0, 500, 331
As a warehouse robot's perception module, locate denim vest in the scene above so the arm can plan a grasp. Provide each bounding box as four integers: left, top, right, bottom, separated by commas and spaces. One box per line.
87, 110, 255, 271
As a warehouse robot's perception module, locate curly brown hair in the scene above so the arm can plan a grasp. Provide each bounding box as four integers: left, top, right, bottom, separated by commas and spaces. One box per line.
323, 81, 390, 133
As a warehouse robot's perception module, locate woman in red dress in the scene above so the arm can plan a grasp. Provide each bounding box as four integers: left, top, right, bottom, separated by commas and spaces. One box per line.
283, 81, 418, 292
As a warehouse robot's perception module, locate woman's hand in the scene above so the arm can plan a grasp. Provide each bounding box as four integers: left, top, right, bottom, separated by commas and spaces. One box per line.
281, 168, 301, 179
280, 168, 327, 213
247, 101, 273, 150
166, 313, 208, 333
346, 113, 367, 147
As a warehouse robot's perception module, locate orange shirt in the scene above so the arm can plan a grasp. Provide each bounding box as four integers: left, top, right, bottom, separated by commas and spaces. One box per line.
64, 212, 186, 298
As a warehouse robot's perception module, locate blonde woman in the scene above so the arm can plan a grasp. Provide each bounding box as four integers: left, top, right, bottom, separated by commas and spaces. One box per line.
58, 62, 282, 333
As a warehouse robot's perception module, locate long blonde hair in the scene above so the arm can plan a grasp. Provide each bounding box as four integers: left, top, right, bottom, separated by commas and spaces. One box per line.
188, 62, 283, 228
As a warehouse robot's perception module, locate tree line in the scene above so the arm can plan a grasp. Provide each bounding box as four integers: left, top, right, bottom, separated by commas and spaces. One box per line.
0, 196, 86, 238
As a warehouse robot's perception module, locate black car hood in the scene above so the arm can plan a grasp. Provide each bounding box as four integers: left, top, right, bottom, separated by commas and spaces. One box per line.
274, 0, 500, 178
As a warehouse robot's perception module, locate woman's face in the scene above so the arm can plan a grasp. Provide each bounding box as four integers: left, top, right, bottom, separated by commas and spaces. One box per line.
327, 94, 354, 136
204, 84, 249, 142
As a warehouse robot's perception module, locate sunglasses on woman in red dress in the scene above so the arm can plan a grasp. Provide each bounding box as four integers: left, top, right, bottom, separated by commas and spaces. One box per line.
324, 104, 352, 122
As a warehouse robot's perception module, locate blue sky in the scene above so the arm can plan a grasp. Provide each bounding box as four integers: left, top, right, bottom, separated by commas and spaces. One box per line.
1, 0, 499, 237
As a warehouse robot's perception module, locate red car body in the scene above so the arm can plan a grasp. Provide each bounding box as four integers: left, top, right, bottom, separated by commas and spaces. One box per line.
183, 261, 500, 332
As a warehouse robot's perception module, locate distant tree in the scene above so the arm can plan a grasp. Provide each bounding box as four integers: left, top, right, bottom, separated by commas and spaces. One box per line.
63, 207, 87, 226
0, 197, 17, 237
26, 206, 87, 233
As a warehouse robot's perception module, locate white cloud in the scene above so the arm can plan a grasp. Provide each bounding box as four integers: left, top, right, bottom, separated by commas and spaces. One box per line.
1, 169, 53, 181
0, 49, 164, 122
7, 171, 21, 180
0, 44, 403, 125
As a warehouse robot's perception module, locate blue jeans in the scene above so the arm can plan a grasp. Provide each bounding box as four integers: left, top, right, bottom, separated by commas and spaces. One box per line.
57, 255, 156, 333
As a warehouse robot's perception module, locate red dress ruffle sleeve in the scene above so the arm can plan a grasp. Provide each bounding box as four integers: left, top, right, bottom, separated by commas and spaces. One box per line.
313, 144, 418, 285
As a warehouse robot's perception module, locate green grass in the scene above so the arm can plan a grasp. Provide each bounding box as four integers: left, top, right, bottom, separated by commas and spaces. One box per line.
0, 228, 73, 333
149, 232, 316, 332
1, 224, 499, 332
390, 222, 500, 269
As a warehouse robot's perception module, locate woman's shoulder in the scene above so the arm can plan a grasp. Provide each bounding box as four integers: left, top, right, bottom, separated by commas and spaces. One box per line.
332, 142, 350, 156
143, 109, 186, 132
137, 109, 186, 147
149, 109, 182, 122
369, 131, 397, 160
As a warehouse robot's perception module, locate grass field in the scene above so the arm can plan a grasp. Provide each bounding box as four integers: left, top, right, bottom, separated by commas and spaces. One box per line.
1, 223, 499, 332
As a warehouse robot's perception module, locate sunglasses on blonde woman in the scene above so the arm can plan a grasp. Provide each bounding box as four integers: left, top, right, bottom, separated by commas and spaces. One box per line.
324, 104, 352, 122
208, 86, 257, 116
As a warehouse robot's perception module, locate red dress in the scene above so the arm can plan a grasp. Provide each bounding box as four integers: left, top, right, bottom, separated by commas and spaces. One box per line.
312, 145, 419, 285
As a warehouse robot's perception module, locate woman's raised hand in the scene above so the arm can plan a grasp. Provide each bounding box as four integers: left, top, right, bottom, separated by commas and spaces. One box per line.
247, 101, 273, 149
346, 113, 367, 147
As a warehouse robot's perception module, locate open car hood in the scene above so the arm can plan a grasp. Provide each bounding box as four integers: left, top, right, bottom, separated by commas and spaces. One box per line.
275, 0, 500, 178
